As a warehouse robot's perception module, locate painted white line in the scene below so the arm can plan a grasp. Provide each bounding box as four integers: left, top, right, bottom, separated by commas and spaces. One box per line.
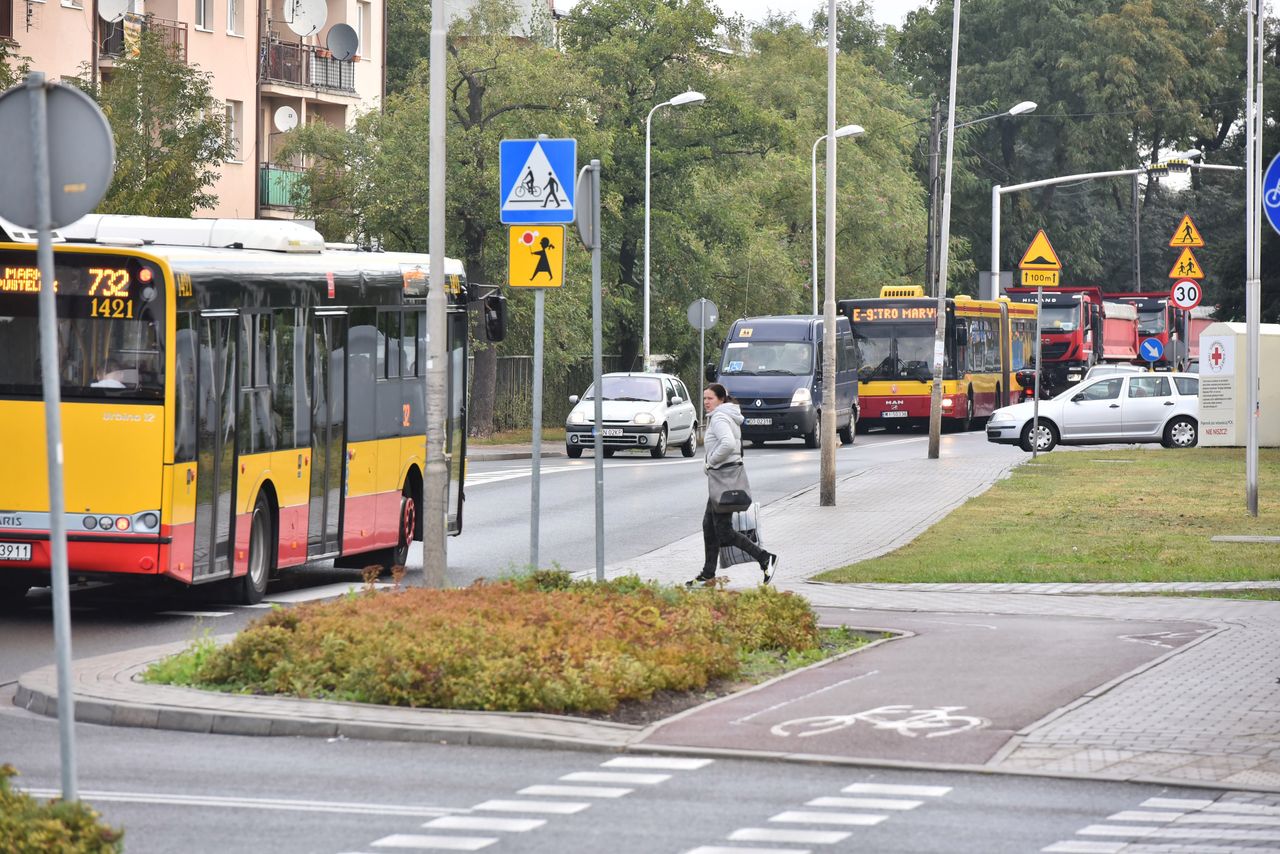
1145, 798, 1280, 817
1143, 799, 1215, 811
729, 670, 879, 725
472, 799, 589, 815
1079, 825, 1280, 841
18, 788, 459, 817
807, 796, 922, 810
1042, 842, 1127, 853
1108, 810, 1186, 822
265, 582, 393, 603
685, 848, 811, 854
729, 827, 852, 843
559, 771, 670, 785
516, 785, 632, 798
423, 816, 545, 832
1173, 814, 1280, 827
157, 610, 233, 618
769, 810, 887, 826
841, 783, 952, 798
370, 835, 495, 850
602, 757, 713, 770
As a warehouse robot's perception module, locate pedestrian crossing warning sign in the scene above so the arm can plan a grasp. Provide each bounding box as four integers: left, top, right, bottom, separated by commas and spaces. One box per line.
499, 138, 577, 225
508, 225, 565, 288
1018, 229, 1062, 271
1168, 247, 1204, 280
1169, 214, 1205, 248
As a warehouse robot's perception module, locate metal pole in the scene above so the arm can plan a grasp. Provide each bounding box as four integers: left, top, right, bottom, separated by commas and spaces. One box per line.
926, 101, 941, 297
699, 300, 706, 433
26, 71, 78, 802
588, 161, 605, 579
1032, 286, 1043, 460
1132, 173, 1141, 291
1245, 0, 1263, 516
643, 103, 664, 373
991, 184, 1001, 299
811, 135, 822, 316
530, 288, 544, 569
423, 0, 448, 586
928, 0, 961, 460
820, 0, 837, 505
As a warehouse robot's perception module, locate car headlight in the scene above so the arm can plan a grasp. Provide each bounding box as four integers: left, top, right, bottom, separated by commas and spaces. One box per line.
568, 411, 588, 425
634, 412, 656, 424
791, 388, 812, 406
989, 411, 1013, 424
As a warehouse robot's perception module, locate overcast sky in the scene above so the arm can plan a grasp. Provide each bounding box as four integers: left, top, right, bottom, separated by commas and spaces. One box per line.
553, 0, 925, 28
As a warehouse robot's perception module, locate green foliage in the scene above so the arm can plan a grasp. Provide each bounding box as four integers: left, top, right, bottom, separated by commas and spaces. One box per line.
0, 764, 123, 853
80, 31, 233, 216
147, 577, 821, 714
1, 40, 31, 92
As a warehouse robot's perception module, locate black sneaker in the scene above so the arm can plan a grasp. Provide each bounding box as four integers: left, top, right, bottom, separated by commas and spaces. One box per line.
686, 572, 716, 588
760, 553, 778, 585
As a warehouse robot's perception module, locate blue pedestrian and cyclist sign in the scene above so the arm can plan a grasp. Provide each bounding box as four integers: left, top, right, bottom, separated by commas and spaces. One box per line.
500, 138, 576, 224
1140, 337, 1164, 364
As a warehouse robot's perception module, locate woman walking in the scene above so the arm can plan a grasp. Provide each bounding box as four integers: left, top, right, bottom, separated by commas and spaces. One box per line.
688, 383, 778, 587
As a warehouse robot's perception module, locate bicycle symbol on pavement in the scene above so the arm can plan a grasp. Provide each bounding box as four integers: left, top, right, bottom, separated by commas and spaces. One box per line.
770, 705, 988, 739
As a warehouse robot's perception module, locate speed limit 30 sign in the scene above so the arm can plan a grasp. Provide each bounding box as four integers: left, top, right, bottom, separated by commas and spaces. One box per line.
1170, 279, 1202, 311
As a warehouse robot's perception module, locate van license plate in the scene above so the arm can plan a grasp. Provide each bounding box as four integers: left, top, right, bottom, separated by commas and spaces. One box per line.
744, 417, 771, 426
0, 542, 32, 561
882, 411, 908, 418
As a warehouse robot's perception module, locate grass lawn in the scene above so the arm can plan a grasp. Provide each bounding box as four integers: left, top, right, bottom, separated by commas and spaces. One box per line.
469, 427, 566, 445
815, 447, 1280, 585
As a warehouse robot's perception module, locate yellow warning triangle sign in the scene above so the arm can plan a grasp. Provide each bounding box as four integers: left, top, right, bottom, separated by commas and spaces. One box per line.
1168, 247, 1204, 279
1169, 215, 1205, 248
1018, 229, 1062, 271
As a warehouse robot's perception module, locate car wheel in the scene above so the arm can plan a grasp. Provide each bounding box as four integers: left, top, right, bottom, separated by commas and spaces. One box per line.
838, 406, 855, 445
680, 426, 697, 457
234, 494, 273, 605
650, 426, 668, 459
566, 445, 583, 459
1163, 416, 1198, 449
1018, 420, 1058, 453
803, 413, 821, 448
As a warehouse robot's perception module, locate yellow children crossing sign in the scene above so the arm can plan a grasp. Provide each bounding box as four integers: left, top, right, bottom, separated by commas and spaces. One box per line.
1169, 214, 1205, 248
1018, 229, 1062, 286
508, 225, 565, 288
1168, 247, 1204, 280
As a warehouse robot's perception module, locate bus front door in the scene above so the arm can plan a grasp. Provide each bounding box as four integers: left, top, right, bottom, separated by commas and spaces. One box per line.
193, 312, 238, 582
309, 312, 347, 557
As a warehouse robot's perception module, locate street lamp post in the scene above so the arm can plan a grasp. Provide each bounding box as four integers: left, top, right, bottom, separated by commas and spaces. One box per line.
811, 124, 864, 315
643, 89, 705, 373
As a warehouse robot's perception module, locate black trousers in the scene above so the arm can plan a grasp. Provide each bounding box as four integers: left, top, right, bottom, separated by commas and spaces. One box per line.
702, 498, 766, 575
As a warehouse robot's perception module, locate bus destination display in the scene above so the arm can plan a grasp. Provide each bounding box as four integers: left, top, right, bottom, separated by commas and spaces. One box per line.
845, 304, 937, 323
0, 261, 158, 320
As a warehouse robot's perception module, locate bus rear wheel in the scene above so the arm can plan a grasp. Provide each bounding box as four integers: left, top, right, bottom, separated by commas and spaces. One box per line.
234, 494, 273, 606
370, 488, 415, 574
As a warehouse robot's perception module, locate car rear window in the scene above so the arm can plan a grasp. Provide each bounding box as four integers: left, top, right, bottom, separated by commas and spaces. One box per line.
1173, 376, 1199, 396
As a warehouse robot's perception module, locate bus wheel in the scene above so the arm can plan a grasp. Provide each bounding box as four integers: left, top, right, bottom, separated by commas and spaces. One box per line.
371, 489, 415, 575
803, 414, 821, 449
235, 494, 273, 606
961, 394, 974, 432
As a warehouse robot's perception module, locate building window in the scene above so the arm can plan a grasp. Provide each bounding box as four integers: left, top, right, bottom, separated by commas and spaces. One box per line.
226, 0, 241, 34
356, 1, 370, 58
224, 100, 242, 162
1, 0, 13, 38
194, 0, 210, 30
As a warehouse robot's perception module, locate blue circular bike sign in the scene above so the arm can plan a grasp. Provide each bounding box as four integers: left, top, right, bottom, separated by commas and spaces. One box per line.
1263, 152, 1280, 237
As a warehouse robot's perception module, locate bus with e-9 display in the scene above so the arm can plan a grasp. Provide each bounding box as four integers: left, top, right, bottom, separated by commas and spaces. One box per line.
0, 215, 505, 605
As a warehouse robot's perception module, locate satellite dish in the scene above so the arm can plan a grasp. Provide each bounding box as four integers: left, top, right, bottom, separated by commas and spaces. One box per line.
326, 23, 359, 61
273, 106, 299, 133
98, 0, 130, 22
285, 0, 326, 36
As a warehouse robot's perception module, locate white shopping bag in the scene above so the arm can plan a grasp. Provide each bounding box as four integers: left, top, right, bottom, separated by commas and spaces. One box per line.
718, 501, 763, 569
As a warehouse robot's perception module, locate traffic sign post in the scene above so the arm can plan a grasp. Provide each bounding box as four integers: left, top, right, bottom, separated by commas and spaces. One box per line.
1018, 229, 1063, 459
500, 138, 577, 225
1263, 152, 1280, 238
686, 298, 718, 440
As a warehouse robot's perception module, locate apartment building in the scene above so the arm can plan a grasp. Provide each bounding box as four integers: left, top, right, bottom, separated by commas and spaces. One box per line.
1, 0, 384, 218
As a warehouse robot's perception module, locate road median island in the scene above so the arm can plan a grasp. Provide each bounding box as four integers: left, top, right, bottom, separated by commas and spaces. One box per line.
142, 571, 870, 725
815, 448, 1280, 585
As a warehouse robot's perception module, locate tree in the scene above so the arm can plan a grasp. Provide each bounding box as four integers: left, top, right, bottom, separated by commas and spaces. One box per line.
80, 31, 233, 216
1, 40, 30, 92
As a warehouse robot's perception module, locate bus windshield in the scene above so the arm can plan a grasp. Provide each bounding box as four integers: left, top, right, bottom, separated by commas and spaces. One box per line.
854, 322, 934, 382
1040, 305, 1080, 331
719, 341, 813, 376
0, 251, 165, 401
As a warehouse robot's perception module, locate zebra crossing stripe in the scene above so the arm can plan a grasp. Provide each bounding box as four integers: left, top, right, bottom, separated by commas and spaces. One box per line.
472, 799, 589, 814
841, 783, 951, 797
559, 771, 671, 785
422, 816, 545, 832
1078, 824, 1280, 841
370, 834, 496, 850
602, 757, 713, 770
1041, 842, 1126, 853
516, 784, 632, 798
728, 827, 852, 843
769, 810, 887, 826
685, 848, 812, 854
807, 796, 923, 811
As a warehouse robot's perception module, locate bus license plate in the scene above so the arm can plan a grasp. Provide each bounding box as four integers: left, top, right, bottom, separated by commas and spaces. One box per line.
0, 542, 32, 561
882, 411, 908, 418
744, 417, 771, 425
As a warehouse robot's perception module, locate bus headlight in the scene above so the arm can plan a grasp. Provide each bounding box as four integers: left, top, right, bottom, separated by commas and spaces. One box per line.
791, 388, 812, 406
634, 412, 656, 424
941, 397, 954, 408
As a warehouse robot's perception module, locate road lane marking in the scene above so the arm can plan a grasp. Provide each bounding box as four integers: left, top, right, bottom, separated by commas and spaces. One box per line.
370, 835, 495, 850
1144, 798, 1280, 817
842, 783, 952, 797
264, 582, 394, 603
18, 788, 460, 817
729, 827, 852, 843
769, 810, 887, 826
559, 771, 670, 785
806, 796, 923, 810
1042, 843, 1127, 853
422, 816, 545, 832
472, 799, 589, 814
601, 756, 712, 770
686, 848, 811, 854
157, 610, 233, 618
516, 784, 632, 798
1106, 810, 1185, 822
1078, 824, 1280, 841
728, 670, 879, 725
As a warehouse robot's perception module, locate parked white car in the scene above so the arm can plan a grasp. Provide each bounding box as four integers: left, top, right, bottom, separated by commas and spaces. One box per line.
565, 372, 698, 459
1083, 362, 1146, 380
986, 372, 1200, 452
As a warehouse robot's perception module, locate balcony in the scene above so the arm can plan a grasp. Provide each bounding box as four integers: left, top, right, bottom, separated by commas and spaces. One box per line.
99, 14, 188, 63
259, 164, 308, 209
260, 39, 356, 94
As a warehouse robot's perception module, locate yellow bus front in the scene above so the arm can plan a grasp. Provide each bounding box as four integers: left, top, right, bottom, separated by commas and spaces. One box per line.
0, 247, 174, 589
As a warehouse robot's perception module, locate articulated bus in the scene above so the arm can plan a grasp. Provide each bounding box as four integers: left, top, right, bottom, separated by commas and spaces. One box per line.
0, 215, 504, 605
837, 286, 1037, 431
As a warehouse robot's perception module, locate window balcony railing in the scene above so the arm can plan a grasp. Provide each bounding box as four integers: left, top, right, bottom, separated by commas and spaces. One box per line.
99, 14, 188, 63
259, 164, 308, 209
260, 39, 356, 94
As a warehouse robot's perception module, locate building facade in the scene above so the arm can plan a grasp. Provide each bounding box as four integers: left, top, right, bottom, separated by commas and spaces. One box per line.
1, 0, 383, 219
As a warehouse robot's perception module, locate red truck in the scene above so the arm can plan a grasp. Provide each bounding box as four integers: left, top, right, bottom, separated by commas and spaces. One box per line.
1102, 292, 1186, 369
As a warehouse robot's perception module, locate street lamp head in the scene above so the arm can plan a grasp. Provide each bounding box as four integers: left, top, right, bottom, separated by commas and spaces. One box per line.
1007, 101, 1037, 116
669, 90, 706, 107
835, 123, 865, 139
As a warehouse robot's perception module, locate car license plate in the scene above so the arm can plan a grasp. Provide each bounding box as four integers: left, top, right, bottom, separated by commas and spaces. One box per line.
601, 428, 623, 436
0, 542, 32, 561
744, 417, 771, 426
882, 411, 908, 418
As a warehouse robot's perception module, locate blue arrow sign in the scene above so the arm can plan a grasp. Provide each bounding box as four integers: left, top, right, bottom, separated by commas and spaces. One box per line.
500, 138, 576, 225
1263, 152, 1280, 238
1140, 336, 1164, 363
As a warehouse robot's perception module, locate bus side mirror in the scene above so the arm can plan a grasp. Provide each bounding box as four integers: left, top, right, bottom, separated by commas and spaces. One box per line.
705, 363, 717, 382
483, 293, 507, 343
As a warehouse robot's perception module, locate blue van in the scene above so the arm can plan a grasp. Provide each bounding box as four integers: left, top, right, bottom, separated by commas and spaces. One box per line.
708, 315, 859, 448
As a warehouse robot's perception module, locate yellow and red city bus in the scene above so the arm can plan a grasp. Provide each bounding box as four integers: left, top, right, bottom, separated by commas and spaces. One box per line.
837, 286, 1037, 431
0, 215, 500, 604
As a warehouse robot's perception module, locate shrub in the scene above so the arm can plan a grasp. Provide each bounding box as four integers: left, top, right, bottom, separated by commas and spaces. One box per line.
0, 764, 123, 853
147, 576, 821, 715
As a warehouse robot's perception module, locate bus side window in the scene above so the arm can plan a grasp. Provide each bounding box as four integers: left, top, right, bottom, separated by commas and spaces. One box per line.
272, 308, 310, 449
239, 312, 275, 454
174, 315, 198, 463
379, 311, 401, 379
401, 310, 418, 377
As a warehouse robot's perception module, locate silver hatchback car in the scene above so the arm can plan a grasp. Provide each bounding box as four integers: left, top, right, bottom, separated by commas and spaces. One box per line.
986, 372, 1199, 452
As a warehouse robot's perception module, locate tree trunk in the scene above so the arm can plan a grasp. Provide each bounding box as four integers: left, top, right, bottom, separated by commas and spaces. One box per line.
470, 341, 497, 437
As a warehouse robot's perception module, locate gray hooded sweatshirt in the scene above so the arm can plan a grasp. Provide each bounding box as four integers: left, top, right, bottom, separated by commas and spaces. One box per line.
704, 401, 744, 471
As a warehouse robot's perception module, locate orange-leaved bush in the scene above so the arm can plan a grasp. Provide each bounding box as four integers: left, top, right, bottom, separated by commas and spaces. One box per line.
157, 575, 819, 714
